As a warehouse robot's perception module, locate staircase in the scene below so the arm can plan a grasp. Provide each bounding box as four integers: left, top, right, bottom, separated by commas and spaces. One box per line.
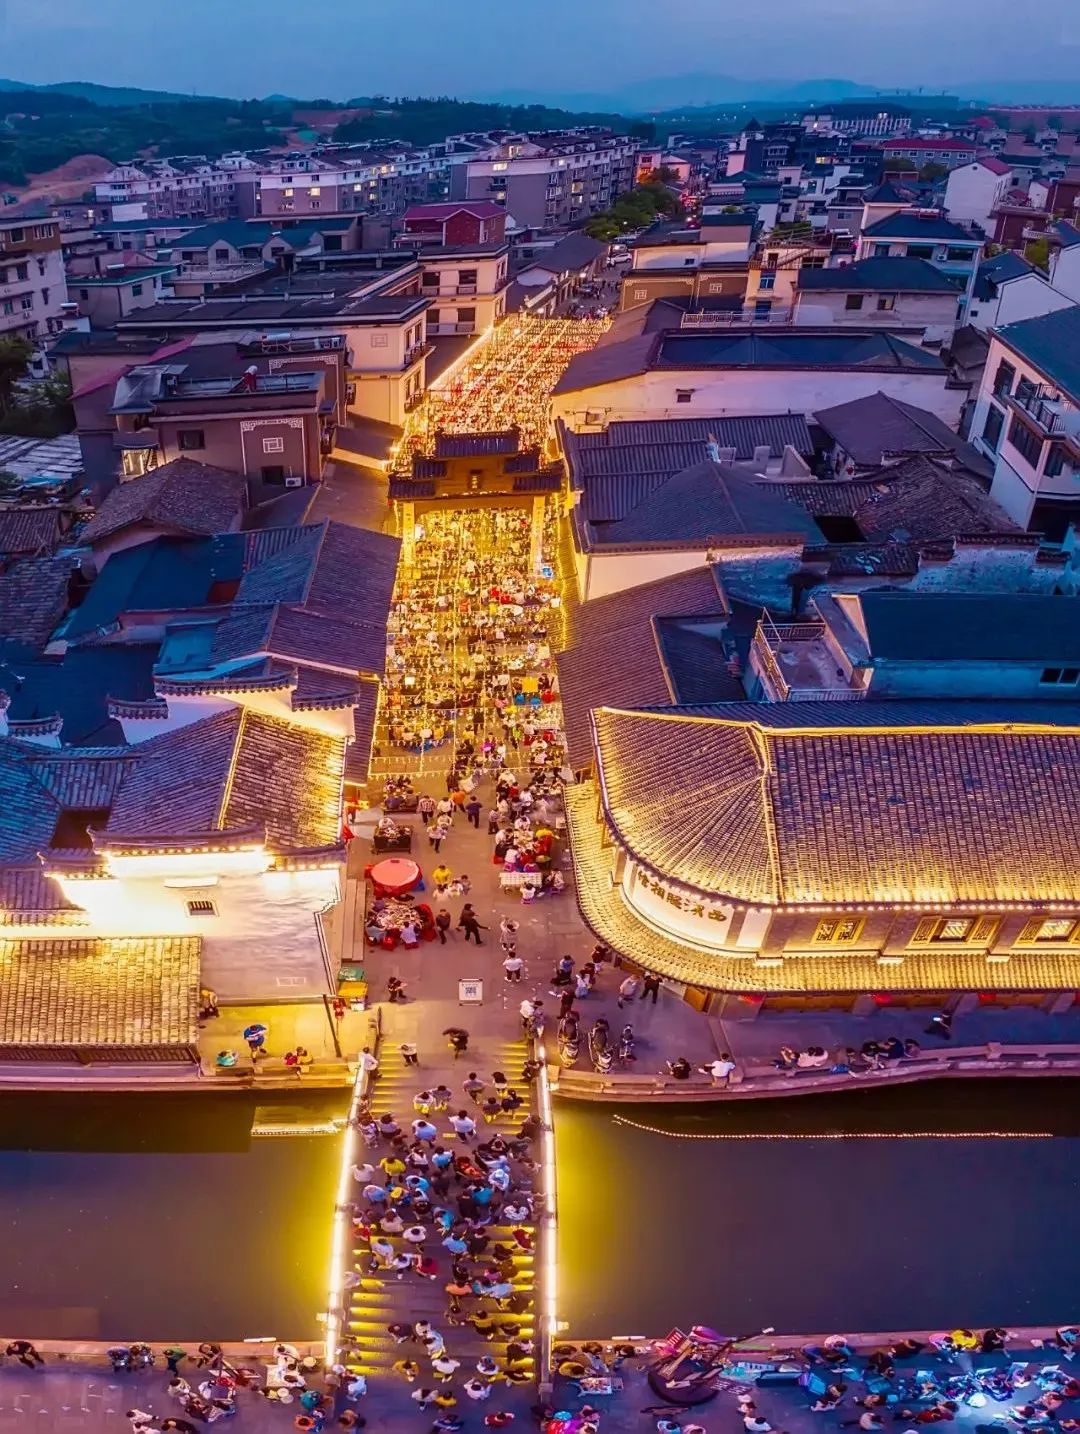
344, 1035, 537, 1380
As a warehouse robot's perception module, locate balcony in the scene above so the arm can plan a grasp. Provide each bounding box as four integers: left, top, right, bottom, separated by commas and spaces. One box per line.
751, 616, 864, 702
1010, 383, 1076, 439
427, 322, 475, 336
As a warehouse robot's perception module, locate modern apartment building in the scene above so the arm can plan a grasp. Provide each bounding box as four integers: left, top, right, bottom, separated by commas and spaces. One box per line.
0, 215, 68, 345
454, 132, 638, 229
94, 159, 244, 222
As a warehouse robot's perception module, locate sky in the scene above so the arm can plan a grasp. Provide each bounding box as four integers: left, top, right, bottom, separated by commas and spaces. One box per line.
1, 0, 1079, 102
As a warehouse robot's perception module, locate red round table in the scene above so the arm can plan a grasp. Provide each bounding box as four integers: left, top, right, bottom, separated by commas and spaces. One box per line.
369, 857, 422, 896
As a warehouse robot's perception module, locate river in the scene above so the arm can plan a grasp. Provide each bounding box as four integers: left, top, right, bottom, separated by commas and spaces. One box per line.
555, 1078, 1080, 1339
0, 1090, 345, 1342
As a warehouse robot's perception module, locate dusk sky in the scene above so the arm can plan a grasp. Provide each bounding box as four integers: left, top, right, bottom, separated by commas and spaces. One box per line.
2, 0, 1079, 100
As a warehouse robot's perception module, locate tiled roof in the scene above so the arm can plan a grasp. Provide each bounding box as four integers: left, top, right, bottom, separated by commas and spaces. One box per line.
591, 706, 1080, 909
860, 211, 977, 242
346, 679, 381, 783
0, 508, 65, 558
797, 256, 961, 293
404, 201, 505, 221
222, 711, 345, 849
235, 519, 400, 630
566, 783, 1080, 994
103, 707, 345, 849
105, 708, 240, 838
433, 431, 520, 457
764, 457, 1014, 543
0, 936, 200, 1050
0, 868, 83, 925
525, 233, 606, 276
654, 329, 945, 373
0, 557, 72, 645
265, 604, 388, 677
972, 251, 1035, 300
581, 460, 822, 550
79, 458, 248, 545
556, 565, 734, 769
813, 391, 977, 467
567, 414, 814, 459
996, 305, 1080, 404
860, 592, 1080, 663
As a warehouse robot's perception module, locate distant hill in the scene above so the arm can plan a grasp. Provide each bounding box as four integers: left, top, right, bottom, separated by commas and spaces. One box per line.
0, 77, 232, 106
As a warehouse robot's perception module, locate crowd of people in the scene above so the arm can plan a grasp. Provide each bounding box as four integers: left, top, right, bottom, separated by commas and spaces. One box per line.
396, 316, 608, 462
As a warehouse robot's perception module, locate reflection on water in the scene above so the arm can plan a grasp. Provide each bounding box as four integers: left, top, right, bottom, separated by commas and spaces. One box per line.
555, 1079, 1080, 1339
0, 1092, 346, 1341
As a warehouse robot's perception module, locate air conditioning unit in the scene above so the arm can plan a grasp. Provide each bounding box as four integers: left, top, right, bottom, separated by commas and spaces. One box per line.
283, 475, 305, 489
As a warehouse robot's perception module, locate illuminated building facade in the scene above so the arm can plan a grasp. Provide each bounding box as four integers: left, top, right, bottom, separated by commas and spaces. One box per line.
566, 704, 1080, 1014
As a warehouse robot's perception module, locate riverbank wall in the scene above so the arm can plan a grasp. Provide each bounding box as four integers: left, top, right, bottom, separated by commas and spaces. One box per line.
550, 1040, 1080, 1102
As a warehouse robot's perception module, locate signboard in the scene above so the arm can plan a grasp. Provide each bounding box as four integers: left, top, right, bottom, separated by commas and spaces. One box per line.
458, 978, 484, 1005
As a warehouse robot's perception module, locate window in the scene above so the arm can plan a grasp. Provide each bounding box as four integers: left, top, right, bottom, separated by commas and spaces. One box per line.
754, 300, 772, 317
876, 294, 896, 311
812, 918, 865, 945
945, 246, 973, 262
910, 916, 999, 945
1040, 667, 1080, 685
906, 244, 935, 260
131, 283, 143, 296
758, 272, 775, 291
872, 243, 891, 257
15, 263, 28, 281
1015, 375, 1038, 405
675, 389, 694, 404
262, 436, 285, 454
1045, 444, 1069, 478
186, 898, 218, 917
283, 187, 294, 197
310, 186, 321, 197
458, 268, 478, 286
1016, 917, 1080, 944
214, 247, 231, 262
993, 359, 1016, 397
370, 332, 388, 348
261, 464, 287, 483
19, 295, 33, 310
79, 288, 89, 301
177, 429, 205, 451
981, 403, 1004, 452
457, 307, 476, 325
844, 293, 864, 310
1007, 415, 1043, 468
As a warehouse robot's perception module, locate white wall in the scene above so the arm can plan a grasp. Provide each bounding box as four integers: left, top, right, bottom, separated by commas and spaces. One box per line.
967, 274, 1076, 332
23, 862, 341, 1001
554, 366, 964, 431
945, 163, 1010, 232
1049, 245, 1080, 304
793, 289, 958, 341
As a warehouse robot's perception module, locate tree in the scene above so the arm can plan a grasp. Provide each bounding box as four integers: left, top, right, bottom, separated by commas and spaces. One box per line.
1047, 115, 1063, 131
882, 155, 915, 172
1025, 236, 1050, 273
920, 161, 949, 181
1023, 126, 1038, 143
0, 336, 32, 416
629, 119, 656, 141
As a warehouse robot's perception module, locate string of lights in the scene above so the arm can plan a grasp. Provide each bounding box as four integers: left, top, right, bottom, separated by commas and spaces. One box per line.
610, 1115, 1054, 1141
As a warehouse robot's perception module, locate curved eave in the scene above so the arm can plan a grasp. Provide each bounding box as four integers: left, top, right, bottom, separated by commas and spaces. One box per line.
90, 823, 267, 855
564, 784, 1080, 993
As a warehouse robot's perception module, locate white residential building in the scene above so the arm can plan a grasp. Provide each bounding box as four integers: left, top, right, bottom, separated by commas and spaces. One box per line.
968, 305, 1080, 540
944, 158, 1014, 236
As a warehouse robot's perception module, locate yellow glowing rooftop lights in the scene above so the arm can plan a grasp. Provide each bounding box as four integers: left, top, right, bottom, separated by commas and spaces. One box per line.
325, 1053, 373, 1367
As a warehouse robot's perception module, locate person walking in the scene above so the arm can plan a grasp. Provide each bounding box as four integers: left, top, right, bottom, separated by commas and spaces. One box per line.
388, 976, 407, 1003
401, 1041, 419, 1067
450, 1109, 477, 1142
432, 863, 453, 891
639, 974, 661, 1004
418, 794, 437, 825
463, 1072, 485, 1102
428, 823, 448, 854
465, 795, 483, 828
444, 1027, 470, 1058
503, 951, 523, 982
617, 973, 640, 1007
458, 905, 487, 945
435, 908, 452, 944
926, 1010, 954, 1040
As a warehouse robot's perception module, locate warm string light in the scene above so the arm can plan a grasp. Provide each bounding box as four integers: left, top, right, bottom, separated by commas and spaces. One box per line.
325, 1055, 373, 1367
609, 1116, 1053, 1141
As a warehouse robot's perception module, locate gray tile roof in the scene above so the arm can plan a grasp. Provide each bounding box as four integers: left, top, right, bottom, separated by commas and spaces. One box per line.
525, 233, 607, 276
813, 390, 975, 467
860, 592, 1080, 663
996, 305, 1080, 403
346, 679, 381, 783
582, 460, 823, 550
568, 414, 814, 458
0, 557, 73, 645
105, 708, 240, 838
556, 565, 738, 769
592, 705, 1080, 907
0, 508, 65, 558
861, 212, 978, 242
433, 431, 521, 457
80, 458, 248, 545
0, 936, 200, 1051
972, 251, 1035, 301
797, 256, 961, 293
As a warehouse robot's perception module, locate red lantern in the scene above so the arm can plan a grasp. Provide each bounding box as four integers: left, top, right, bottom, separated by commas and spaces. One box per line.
872, 992, 892, 1006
